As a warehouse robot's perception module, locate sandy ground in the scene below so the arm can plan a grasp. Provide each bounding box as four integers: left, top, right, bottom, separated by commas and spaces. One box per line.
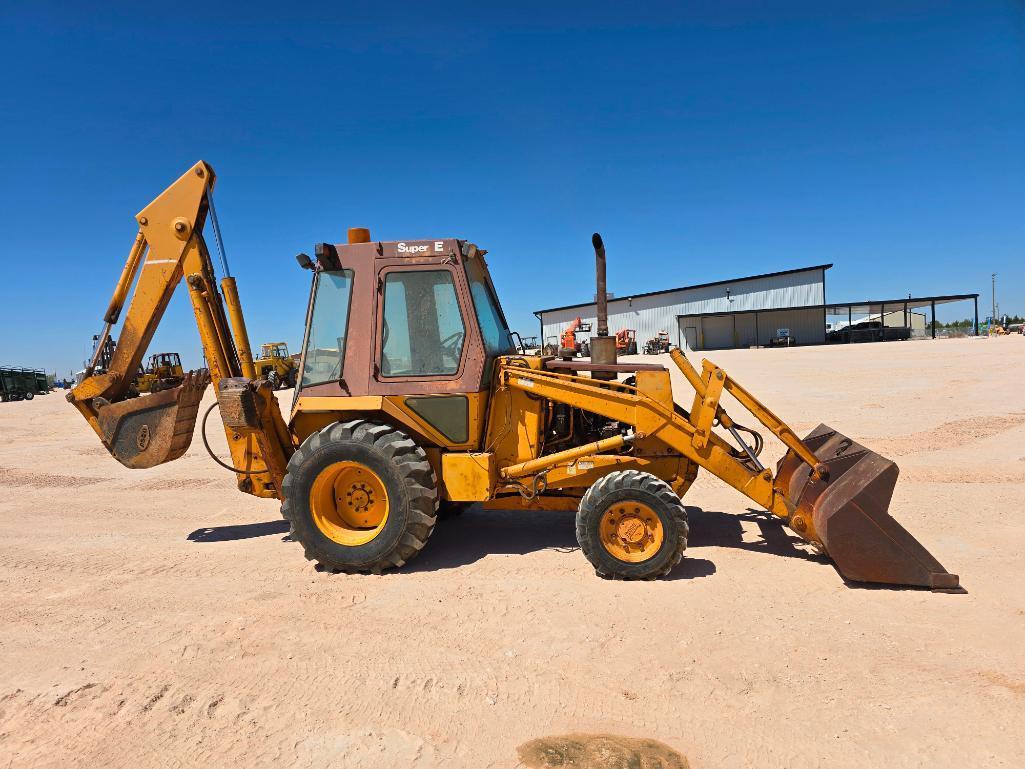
1, 336, 1024, 768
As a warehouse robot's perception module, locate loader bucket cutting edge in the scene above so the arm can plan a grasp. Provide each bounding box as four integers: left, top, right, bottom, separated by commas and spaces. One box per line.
776, 424, 959, 590
95, 371, 210, 469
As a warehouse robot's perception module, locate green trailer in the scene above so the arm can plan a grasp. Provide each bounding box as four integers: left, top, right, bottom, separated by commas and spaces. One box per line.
0, 368, 31, 401
0, 367, 49, 401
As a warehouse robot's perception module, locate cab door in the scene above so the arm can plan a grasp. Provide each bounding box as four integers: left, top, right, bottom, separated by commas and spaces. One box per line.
370, 260, 488, 448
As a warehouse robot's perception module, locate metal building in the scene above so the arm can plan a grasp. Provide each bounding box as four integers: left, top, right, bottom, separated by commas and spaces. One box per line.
536, 264, 831, 351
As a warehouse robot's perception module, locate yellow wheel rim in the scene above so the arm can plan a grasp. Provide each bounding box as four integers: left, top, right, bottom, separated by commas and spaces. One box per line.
599, 502, 664, 563
309, 461, 390, 546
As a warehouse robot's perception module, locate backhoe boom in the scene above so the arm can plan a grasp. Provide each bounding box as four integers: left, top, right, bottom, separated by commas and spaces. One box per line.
68, 161, 291, 497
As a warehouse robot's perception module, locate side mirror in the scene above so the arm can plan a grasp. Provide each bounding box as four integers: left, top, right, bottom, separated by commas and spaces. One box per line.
295, 252, 313, 270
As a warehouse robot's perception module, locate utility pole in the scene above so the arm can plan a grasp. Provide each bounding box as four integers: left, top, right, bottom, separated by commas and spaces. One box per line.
991, 273, 997, 326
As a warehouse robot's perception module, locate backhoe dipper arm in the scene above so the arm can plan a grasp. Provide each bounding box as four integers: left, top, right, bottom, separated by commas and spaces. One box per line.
68, 161, 291, 498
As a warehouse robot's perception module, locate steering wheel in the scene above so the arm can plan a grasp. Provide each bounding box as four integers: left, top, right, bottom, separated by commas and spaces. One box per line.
439, 330, 464, 358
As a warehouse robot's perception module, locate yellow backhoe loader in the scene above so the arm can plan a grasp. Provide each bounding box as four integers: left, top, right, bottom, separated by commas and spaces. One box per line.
69, 162, 958, 588
252, 342, 297, 389
135, 351, 185, 394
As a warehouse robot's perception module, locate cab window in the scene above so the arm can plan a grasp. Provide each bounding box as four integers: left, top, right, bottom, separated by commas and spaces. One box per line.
465, 258, 515, 357
301, 270, 354, 387
464, 256, 514, 385
381, 270, 464, 377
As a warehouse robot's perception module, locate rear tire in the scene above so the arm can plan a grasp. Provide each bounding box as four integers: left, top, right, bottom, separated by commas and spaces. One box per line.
24, 391, 33, 401
281, 420, 438, 573
576, 470, 688, 580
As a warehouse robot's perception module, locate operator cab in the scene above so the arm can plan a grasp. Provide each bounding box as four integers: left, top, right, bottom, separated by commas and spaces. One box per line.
261, 343, 289, 360
295, 230, 517, 445
148, 352, 182, 372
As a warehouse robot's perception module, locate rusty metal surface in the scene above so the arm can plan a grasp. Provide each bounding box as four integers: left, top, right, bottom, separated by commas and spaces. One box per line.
544, 360, 666, 373
592, 233, 609, 336
216, 377, 261, 429
776, 423, 959, 589
95, 371, 210, 469
587, 336, 618, 381
296, 244, 489, 400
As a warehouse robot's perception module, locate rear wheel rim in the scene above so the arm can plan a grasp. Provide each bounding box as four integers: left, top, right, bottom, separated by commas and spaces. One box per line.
309, 461, 390, 546
599, 502, 664, 563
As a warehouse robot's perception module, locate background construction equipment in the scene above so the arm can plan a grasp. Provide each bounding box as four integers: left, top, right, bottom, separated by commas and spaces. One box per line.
253, 342, 297, 389
135, 352, 185, 394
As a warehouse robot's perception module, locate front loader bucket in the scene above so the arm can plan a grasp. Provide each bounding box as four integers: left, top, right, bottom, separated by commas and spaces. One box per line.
775, 424, 959, 590
95, 371, 210, 469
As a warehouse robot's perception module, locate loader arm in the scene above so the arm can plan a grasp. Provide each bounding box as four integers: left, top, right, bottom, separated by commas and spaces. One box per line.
497, 350, 958, 589
499, 361, 793, 518
68, 161, 291, 498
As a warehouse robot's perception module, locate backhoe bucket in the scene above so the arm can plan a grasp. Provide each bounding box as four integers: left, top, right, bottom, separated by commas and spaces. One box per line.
775, 424, 959, 590
95, 371, 210, 469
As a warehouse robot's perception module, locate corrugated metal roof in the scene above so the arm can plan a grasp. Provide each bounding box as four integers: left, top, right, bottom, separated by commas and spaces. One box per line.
533, 263, 833, 316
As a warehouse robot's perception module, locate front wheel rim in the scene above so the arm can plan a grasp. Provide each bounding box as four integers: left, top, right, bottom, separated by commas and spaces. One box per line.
309, 461, 390, 546
598, 501, 664, 563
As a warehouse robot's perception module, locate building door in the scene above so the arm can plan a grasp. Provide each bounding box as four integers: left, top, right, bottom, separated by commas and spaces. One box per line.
735, 314, 757, 347
701, 315, 734, 349
682, 325, 698, 351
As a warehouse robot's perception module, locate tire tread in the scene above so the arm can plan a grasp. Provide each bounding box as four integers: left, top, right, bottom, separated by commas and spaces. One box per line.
576, 470, 689, 580
280, 420, 438, 573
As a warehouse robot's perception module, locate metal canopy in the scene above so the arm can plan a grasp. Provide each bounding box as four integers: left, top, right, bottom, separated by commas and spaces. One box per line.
825, 293, 980, 339
825, 293, 978, 315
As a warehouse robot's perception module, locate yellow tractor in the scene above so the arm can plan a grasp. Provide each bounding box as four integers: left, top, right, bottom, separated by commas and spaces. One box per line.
253, 342, 297, 389
135, 352, 185, 394
68, 162, 958, 588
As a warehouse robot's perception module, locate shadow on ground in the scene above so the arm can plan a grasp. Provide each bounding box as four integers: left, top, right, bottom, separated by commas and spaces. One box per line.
402, 507, 578, 573
187, 519, 290, 543
185, 505, 823, 579
685, 506, 826, 564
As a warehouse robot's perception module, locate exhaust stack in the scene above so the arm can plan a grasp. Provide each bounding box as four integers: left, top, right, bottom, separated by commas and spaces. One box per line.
589, 232, 617, 379
593, 233, 609, 336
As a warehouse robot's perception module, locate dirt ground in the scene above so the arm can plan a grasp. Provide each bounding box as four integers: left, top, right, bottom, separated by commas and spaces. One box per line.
2, 336, 1024, 768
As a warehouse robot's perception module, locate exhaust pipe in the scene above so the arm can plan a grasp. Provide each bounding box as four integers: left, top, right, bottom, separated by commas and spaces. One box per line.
589, 232, 617, 379
593, 233, 609, 336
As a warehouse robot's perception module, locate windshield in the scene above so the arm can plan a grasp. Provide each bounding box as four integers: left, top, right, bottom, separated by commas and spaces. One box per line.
301, 270, 354, 387
465, 256, 515, 358
464, 255, 515, 383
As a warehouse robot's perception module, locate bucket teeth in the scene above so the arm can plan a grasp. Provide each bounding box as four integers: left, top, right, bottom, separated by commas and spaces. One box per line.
96, 370, 211, 469
777, 424, 959, 590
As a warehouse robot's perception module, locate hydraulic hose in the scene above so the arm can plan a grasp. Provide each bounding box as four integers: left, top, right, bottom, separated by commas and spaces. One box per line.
200, 401, 260, 474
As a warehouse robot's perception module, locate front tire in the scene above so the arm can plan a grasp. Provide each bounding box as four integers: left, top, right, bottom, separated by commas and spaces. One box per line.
24, 391, 33, 401
576, 470, 688, 580
281, 420, 438, 573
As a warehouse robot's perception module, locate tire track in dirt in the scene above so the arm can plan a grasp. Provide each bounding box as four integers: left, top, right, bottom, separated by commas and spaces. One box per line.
873, 413, 1025, 457
901, 467, 1025, 484
0, 467, 108, 488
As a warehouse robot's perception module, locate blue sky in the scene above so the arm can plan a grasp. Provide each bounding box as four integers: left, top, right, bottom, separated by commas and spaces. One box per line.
1, 1, 1022, 376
